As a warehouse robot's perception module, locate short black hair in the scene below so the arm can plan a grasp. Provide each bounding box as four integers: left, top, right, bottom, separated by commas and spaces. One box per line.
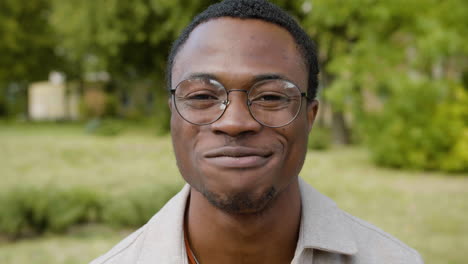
166, 0, 319, 99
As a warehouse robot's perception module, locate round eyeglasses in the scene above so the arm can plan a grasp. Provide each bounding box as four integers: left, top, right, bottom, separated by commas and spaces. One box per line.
171, 77, 308, 128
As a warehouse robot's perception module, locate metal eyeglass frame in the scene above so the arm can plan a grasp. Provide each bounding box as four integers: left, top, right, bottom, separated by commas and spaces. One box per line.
170, 77, 309, 128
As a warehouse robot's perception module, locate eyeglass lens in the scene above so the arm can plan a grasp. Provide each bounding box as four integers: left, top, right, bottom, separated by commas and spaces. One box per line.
173, 78, 302, 127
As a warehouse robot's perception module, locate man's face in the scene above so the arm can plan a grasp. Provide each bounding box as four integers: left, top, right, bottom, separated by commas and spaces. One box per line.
170, 17, 317, 214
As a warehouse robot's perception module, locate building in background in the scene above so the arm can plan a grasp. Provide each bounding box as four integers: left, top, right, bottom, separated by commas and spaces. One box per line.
28, 72, 80, 121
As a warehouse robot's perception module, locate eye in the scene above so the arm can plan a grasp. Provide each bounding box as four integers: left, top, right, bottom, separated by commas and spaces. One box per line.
253, 93, 289, 102
188, 93, 218, 100
258, 94, 285, 101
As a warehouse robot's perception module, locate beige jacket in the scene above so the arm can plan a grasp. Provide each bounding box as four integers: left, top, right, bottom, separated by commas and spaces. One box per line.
90, 178, 423, 264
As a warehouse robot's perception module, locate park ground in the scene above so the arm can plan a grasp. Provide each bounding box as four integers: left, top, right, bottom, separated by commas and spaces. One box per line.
0, 121, 467, 264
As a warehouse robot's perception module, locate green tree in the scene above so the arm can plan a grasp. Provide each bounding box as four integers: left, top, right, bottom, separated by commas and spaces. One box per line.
300, 0, 468, 172
50, 0, 215, 129
0, 0, 60, 116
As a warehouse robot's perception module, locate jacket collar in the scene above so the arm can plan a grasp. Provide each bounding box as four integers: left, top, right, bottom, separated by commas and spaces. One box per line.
296, 178, 358, 255
138, 178, 357, 263
138, 184, 191, 264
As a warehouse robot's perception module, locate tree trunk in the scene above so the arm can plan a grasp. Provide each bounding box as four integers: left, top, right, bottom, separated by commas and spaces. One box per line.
331, 110, 351, 145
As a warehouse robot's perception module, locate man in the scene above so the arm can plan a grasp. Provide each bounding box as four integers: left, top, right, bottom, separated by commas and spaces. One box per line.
91, 0, 423, 263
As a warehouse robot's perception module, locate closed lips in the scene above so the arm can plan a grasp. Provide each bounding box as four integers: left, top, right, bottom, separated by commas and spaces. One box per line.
203, 146, 273, 169
204, 146, 272, 158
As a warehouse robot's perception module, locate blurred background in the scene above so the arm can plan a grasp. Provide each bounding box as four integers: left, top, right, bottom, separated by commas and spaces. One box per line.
0, 0, 467, 263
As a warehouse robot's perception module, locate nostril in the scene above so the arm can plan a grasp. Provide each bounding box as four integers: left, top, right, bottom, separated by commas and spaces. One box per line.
209, 90, 262, 136
210, 106, 262, 137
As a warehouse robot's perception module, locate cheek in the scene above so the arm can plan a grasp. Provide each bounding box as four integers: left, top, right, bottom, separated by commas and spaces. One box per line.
286, 132, 307, 159
171, 115, 198, 172
280, 119, 309, 173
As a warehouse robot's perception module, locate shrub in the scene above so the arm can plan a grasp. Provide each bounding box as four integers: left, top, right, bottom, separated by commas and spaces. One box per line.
44, 188, 102, 232
364, 79, 468, 173
308, 125, 332, 150
102, 184, 181, 227
0, 96, 7, 117
0, 184, 182, 239
0, 188, 28, 238
0, 187, 102, 238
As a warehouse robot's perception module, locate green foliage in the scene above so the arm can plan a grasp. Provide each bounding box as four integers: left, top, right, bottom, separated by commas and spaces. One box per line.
365, 78, 468, 172
0, 0, 60, 83
102, 184, 181, 227
49, 0, 213, 81
308, 125, 332, 150
0, 0, 61, 116
0, 0, 65, 118
103, 94, 119, 118
44, 188, 102, 232
0, 189, 26, 238
47, 0, 214, 133
0, 187, 101, 238
84, 118, 124, 136
0, 88, 7, 117
1, 0, 467, 171
0, 184, 182, 239
299, 0, 468, 171
0, 124, 466, 263
153, 90, 171, 135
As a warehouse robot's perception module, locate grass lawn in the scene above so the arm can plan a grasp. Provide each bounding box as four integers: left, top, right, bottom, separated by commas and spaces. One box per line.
0, 121, 467, 264
0, 121, 184, 195
0, 225, 131, 264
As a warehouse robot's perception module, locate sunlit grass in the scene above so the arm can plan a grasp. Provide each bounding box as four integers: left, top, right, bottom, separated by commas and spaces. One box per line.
0, 122, 467, 264
0, 225, 131, 264
0, 122, 183, 195
302, 148, 468, 264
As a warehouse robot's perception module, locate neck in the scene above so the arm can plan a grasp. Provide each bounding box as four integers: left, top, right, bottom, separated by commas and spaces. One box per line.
185, 179, 302, 264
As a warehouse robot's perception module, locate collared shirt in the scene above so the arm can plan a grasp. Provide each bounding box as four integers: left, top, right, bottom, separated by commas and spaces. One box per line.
90, 178, 424, 264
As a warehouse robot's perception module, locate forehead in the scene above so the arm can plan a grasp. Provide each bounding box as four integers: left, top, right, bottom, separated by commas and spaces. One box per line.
172, 17, 307, 89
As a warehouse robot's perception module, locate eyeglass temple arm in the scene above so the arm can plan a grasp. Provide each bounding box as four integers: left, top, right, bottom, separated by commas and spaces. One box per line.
301, 92, 312, 101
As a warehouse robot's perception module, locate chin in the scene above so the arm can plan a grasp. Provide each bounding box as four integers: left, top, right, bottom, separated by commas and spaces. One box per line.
200, 185, 277, 214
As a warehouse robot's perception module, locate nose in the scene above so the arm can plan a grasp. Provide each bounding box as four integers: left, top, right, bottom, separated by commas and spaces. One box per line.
210, 90, 262, 137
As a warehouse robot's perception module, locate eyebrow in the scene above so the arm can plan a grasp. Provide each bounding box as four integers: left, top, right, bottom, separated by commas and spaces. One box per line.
253, 73, 292, 83
185, 72, 293, 84
186, 72, 219, 81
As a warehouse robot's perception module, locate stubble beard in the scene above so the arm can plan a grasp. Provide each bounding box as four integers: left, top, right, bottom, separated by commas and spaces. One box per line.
200, 186, 277, 215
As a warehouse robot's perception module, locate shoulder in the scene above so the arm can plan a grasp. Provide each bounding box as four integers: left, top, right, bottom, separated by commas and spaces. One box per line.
297, 178, 423, 263
89, 184, 190, 264
340, 210, 424, 264
89, 225, 148, 264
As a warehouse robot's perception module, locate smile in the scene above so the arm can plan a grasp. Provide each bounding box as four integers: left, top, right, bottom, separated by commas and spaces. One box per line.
203, 146, 273, 169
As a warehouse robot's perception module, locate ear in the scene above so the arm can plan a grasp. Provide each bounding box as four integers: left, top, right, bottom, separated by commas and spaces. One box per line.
306, 99, 319, 133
